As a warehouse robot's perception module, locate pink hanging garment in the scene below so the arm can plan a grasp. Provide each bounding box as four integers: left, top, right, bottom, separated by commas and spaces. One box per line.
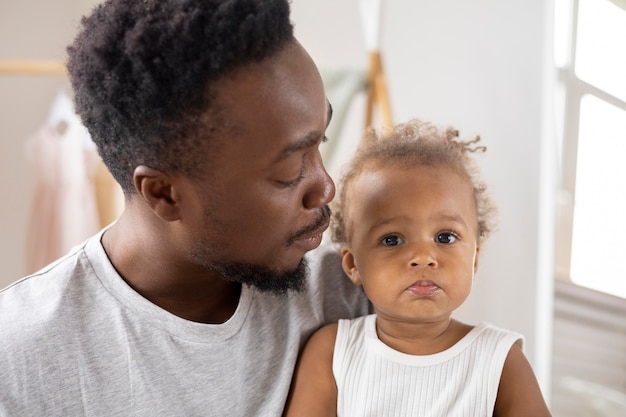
24, 92, 101, 274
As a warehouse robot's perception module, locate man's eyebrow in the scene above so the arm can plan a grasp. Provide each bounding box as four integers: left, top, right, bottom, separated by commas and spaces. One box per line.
327, 101, 333, 128
276, 101, 333, 161
278, 132, 321, 161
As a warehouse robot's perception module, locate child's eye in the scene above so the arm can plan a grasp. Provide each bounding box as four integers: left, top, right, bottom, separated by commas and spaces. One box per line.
380, 235, 404, 246
436, 232, 457, 244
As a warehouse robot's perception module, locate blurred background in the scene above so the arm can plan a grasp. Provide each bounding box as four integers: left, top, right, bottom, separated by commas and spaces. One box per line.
1, 1, 624, 415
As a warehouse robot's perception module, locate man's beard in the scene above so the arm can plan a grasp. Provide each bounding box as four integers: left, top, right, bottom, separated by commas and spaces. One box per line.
209, 258, 308, 296
194, 205, 331, 295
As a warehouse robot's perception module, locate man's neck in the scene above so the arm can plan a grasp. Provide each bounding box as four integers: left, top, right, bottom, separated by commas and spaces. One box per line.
101, 216, 242, 324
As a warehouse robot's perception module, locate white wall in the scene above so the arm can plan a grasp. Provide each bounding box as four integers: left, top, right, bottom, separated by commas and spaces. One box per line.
0, 0, 101, 284
0, 0, 556, 398
291, 0, 556, 395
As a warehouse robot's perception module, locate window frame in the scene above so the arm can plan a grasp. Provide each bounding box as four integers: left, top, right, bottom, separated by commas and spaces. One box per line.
554, 0, 626, 289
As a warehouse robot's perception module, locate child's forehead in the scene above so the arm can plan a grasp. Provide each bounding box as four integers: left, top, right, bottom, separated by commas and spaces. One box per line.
351, 160, 463, 186
345, 162, 479, 222
345, 162, 474, 208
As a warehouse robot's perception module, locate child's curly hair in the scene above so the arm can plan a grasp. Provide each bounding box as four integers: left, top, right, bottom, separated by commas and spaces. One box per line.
331, 119, 498, 245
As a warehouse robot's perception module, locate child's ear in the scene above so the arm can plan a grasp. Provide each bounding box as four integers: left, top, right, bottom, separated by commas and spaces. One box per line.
340, 246, 362, 286
473, 243, 481, 274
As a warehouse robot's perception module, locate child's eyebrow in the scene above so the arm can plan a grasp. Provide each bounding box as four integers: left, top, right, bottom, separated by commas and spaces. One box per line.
432, 213, 469, 227
367, 215, 408, 232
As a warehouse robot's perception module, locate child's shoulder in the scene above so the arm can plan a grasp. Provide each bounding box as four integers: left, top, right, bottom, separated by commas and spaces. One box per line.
316, 321, 339, 338
304, 321, 339, 352
307, 314, 373, 352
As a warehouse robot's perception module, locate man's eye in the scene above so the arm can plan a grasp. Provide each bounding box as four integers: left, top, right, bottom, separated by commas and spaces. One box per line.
436, 232, 457, 244
277, 172, 304, 188
381, 235, 404, 246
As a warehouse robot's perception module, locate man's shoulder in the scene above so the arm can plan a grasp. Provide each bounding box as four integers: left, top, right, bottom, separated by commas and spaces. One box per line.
306, 240, 343, 281
0, 247, 94, 338
305, 240, 371, 322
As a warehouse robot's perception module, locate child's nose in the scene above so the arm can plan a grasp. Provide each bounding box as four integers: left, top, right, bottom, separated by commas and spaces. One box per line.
408, 243, 438, 268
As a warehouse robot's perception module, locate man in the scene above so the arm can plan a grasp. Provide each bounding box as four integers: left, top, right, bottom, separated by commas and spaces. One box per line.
0, 1, 369, 415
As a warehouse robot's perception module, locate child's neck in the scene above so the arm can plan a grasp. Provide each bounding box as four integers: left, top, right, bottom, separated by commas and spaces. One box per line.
375, 316, 474, 355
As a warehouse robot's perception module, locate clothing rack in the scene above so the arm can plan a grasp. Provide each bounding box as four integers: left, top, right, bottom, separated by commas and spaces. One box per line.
0, 55, 392, 129
360, 0, 393, 131
364, 51, 392, 130
0, 60, 66, 76
0, 59, 123, 230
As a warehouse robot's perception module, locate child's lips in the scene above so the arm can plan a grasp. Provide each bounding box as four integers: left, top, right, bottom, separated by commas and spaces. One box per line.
406, 280, 441, 297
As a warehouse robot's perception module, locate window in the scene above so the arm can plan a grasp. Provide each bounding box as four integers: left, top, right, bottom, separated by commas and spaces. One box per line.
554, 0, 626, 298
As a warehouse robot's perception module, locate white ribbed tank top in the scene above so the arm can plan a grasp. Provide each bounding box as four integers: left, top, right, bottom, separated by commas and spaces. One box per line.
333, 314, 523, 417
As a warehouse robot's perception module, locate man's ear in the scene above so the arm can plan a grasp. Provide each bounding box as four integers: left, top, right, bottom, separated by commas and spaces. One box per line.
133, 165, 181, 221
340, 246, 362, 286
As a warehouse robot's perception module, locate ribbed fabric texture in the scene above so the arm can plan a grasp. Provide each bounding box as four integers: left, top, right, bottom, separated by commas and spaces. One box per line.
333, 314, 523, 417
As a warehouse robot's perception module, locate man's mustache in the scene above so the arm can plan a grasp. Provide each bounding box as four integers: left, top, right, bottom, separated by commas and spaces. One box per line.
288, 205, 332, 245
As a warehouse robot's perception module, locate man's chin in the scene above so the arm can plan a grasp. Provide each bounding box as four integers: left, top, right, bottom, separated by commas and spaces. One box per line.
209, 258, 308, 296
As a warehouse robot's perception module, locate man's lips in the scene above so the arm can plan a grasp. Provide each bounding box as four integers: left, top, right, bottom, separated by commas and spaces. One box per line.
288, 206, 331, 247
406, 280, 441, 297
